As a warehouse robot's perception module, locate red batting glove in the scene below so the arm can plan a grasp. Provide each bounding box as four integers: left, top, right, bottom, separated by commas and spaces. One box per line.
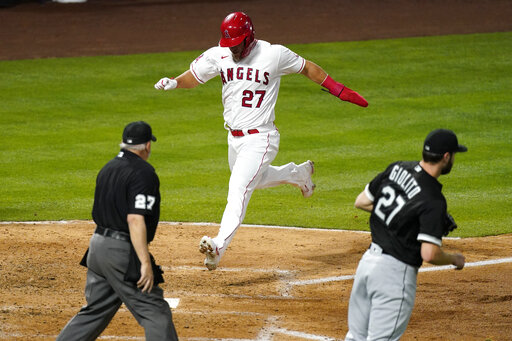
321, 75, 368, 107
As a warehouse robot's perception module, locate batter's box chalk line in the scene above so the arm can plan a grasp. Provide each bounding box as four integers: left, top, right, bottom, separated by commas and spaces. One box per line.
256, 316, 341, 341
168, 265, 294, 275
165, 259, 512, 298
281, 257, 512, 296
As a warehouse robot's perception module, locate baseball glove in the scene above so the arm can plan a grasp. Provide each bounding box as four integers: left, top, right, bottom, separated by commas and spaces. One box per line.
443, 212, 458, 236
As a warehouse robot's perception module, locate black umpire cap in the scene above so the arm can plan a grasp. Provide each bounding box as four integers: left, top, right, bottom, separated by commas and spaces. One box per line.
424, 129, 467, 154
122, 121, 157, 145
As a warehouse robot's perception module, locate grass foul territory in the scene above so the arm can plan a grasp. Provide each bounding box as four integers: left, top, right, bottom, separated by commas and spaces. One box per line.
0, 32, 511, 237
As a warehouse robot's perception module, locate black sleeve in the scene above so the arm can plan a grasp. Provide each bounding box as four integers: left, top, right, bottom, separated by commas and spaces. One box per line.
127, 169, 159, 216
417, 199, 446, 246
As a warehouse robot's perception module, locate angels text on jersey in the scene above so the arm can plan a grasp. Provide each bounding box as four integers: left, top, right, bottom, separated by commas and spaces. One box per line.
220, 67, 270, 86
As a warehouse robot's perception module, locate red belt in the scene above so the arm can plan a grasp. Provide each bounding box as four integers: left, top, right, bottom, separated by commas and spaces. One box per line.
230, 129, 259, 137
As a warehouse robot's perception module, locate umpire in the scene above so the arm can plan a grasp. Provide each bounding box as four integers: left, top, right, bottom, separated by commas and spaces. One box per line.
57, 121, 178, 341
344, 129, 467, 341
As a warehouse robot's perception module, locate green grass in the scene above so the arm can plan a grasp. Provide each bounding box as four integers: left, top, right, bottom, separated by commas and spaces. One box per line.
1, 32, 511, 237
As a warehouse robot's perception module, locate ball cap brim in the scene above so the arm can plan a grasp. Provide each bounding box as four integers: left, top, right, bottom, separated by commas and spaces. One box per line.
424, 129, 467, 154
219, 35, 246, 48
122, 121, 157, 145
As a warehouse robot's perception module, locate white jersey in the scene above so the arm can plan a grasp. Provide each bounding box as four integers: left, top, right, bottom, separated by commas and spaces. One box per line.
190, 40, 306, 129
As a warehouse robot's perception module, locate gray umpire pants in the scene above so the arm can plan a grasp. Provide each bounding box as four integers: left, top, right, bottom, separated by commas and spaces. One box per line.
56, 233, 178, 341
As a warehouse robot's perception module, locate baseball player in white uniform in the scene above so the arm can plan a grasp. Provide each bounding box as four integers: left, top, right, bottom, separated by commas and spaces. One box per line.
155, 12, 368, 270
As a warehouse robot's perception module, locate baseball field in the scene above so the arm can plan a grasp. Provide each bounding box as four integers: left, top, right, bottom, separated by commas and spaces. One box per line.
1, 0, 511, 340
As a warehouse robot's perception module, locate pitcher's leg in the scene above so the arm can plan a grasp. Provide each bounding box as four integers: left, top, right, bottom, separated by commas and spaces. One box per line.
345, 252, 372, 341
366, 260, 417, 341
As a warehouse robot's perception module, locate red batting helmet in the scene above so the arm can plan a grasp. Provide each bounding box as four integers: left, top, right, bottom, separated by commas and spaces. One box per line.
219, 12, 256, 58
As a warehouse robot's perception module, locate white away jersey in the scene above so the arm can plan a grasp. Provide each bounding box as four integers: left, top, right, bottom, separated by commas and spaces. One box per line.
190, 40, 306, 129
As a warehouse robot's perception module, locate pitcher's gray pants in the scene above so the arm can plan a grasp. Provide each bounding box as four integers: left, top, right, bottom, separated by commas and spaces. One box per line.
56, 233, 178, 341
345, 243, 418, 341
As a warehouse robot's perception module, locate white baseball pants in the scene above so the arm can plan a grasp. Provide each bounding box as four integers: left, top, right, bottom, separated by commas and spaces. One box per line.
212, 129, 310, 259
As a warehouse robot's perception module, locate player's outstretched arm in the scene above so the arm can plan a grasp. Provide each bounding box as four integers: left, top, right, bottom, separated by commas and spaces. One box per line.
301, 60, 368, 108
300, 60, 328, 84
154, 70, 200, 90
421, 242, 465, 270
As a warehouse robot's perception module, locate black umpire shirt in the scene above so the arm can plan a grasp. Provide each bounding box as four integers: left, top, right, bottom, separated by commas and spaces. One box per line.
92, 149, 161, 243
366, 161, 447, 267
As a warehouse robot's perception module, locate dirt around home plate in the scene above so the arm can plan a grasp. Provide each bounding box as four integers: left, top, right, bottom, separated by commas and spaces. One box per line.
0, 222, 511, 340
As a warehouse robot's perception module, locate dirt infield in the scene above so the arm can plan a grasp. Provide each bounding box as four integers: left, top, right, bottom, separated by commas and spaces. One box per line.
1, 222, 511, 340
2, 0, 512, 340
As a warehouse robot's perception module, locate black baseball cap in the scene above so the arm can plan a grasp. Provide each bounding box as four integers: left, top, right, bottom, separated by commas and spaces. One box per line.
122, 121, 157, 145
423, 129, 467, 154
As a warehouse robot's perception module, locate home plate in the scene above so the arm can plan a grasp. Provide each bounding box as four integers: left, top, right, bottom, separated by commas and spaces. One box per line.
164, 298, 180, 309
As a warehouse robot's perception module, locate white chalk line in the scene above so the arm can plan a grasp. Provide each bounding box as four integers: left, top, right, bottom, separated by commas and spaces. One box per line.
256, 315, 279, 340
98, 337, 143, 340
167, 257, 512, 297
285, 257, 512, 289
169, 258, 512, 297
1, 330, 336, 341
167, 265, 294, 275
1, 334, 254, 341
180, 336, 257, 341
271, 328, 341, 341
0, 220, 465, 241
174, 221, 370, 234
0, 304, 266, 317
0, 220, 94, 225
175, 310, 264, 317
0, 333, 146, 340
0, 219, 369, 234
256, 316, 340, 341
172, 292, 319, 301
168, 264, 299, 300
1, 334, 339, 341
419, 257, 512, 272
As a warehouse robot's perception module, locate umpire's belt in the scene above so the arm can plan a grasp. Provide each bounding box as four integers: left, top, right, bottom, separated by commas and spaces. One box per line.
95, 226, 130, 242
